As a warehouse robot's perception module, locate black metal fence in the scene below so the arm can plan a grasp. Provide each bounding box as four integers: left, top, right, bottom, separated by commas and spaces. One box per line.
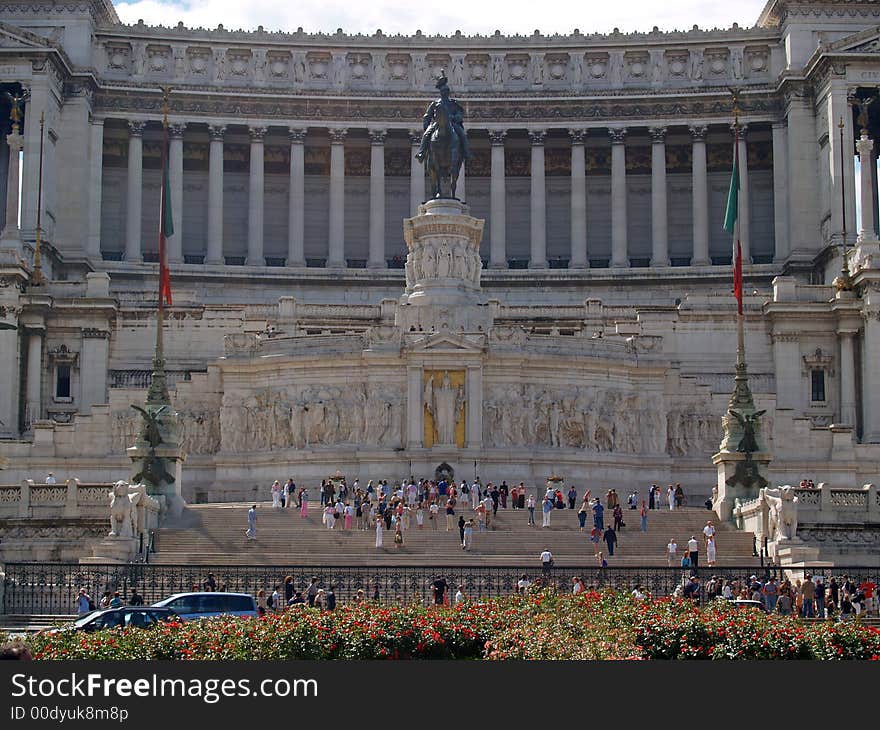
2, 562, 878, 615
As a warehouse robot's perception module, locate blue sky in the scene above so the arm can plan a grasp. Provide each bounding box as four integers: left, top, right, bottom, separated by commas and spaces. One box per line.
114, 0, 769, 35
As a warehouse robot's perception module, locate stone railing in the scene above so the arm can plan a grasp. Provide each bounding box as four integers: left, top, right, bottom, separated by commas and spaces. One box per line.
792, 483, 879, 525
0, 480, 122, 519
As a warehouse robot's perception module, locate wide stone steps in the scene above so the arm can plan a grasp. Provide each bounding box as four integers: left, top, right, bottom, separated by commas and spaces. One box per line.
150, 503, 759, 567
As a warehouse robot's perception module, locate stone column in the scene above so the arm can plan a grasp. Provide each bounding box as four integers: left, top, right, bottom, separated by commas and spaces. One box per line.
24, 327, 43, 430
0, 310, 20, 438
772, 332, 801, 410
86, 118, 104, 258
529, 130, 547, 268
735, 124, 751, 262
368, 129, 387, 268
649, 126, 669, 267
862, 303, 880, 443
327, 128, 347, 268
857, 132, 877, 241
287, 128, 306, 267
168, 123, 185, 263
406, 365, 423, 449
610, 128, 628, 268
828, 87, 857, 240
837, 328, 857, 427
569, 129, 588, 268
466, 365, 482, 449
786, 92, 819, 259
124, 120, 145, 262
205, 125, 225, 265
246, 126, 266, 266
409, 131, 425, 216
771, 122, 790, 261
1, 123, 23, 243
489, 130, 507, 268
689, 125, 710, 265
80, 328, 110, 414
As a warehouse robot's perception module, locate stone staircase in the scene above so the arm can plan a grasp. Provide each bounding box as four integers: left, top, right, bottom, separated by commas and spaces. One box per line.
151, 503, 759, 567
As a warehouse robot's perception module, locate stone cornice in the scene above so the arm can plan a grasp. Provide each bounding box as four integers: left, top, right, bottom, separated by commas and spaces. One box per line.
0, 1, 119, 26
103, 20, 778, 48
759, 1, 880, 28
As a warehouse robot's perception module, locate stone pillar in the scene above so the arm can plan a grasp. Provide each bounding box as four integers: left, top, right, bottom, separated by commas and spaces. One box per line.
771, 122, 790, 261
124, 121, 145, 262
838, 328, 857, 427
649, 126, 669, 267
168, 123, 185, 263
489, 130, 507, 268
1, 123, 23, 243
857, 133, 877, 241
689, 125, 710, 265
828, 87, 857, 241
327, 128, 347, 268
466, 365, 482, 449
409, 131, 425, 216
529, 130, 547, 268
368, 129, 387, 268
735, 124, 751, 262
205, 125, 225, 265
406, 365, 423, 449
772, 332, 801, 410
610, 128, 628, 267
24, 327, 43, 430
787, 94, 819, 259
569, 129, 588, 268
862, 303, 880, 443
246, 126, 266, 266
0, 312, 20, 438
80, 328, 110, 414
86, 118, 104, 258
287, 128, 306, 267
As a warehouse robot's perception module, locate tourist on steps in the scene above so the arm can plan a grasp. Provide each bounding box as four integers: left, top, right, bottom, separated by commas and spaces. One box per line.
245, 504, 257, 540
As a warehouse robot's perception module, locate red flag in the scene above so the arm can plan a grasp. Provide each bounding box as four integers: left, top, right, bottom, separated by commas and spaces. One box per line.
733, 240, 743, 315
158, 125, 173, 308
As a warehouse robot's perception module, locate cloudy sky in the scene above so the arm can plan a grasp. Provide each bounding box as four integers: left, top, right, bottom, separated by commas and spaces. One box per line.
114, 0, 770, 36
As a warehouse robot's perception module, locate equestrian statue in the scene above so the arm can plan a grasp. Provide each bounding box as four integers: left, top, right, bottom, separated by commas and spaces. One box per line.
415, 71, 472, 199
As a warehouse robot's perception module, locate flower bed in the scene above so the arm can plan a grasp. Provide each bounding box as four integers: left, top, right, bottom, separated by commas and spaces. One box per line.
21, 591, 880, 661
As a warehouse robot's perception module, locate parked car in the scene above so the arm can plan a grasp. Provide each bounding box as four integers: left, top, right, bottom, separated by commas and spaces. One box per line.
151, 592, 258, 620
46, 606, 179, 634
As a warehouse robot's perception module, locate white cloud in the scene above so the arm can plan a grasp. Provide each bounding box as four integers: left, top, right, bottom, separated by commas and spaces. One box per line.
114, 0, 769, 36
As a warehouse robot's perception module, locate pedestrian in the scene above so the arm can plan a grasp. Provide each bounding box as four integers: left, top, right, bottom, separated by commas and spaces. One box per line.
603, 525, 617, 557
589, 525, 601, 555
300, 488, 309, 518
343, 502, 353, 530
577, 503, 587, 531
245, 504, 257, 540
674, 483, 684, 508
567, 485, 577, 510
271, 480, 281, 509
130, 587, 143, 606
517, 574, 531, 594
667, 485, 675, 510
540, 548, 554, 576
687, 535, 699, 568
431, 575, 448, 605
542, 493, 553, 527
462, 519, 473, 550
75, 588, 92, 614
499, 482, 508, 509
596, 551, 607, 569
375, 517, 384, 548
394, 522, 404, 548
490, 485, 500, 515
416, 503, 424, 529
256, 589, 268, 616
648, 484, 657, 510
801, 574, 815, 618
706, 535, 716, 567
640, 500, 648, 533
527, 493, 536, 526
666, 538, 677, 567
429, 500, 439, 529
592, 499, 604, 530
762, 577, 779, 612
572, 576, 586, 595
613, 503, 623, 531
458, 515, 466, 544
445, 499, 455, 531
454, 585, 466, 604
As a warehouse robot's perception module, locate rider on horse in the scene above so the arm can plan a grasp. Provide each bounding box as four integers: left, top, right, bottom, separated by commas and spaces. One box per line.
415, 72, 472, 163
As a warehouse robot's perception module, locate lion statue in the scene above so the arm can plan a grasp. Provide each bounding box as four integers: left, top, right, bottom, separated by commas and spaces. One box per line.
108, 481, 141, 539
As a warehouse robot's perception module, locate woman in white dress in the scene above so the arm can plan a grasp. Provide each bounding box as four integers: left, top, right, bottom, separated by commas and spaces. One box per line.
375, 517, 384, 548
416, 504, 424, 529
706, 535, 717, 567
271, 480, 281, 509
667, 485, 675, 511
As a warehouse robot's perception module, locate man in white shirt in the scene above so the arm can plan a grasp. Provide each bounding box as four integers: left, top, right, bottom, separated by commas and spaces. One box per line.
540, 549, 553, 576
631, 585, 645, 601
517, 574, 531, 593
687, 536, 699, 568
45, 472, 56, 484
454, 586, 465, 605
703, 521, 716, 541
666, 539, 677, 567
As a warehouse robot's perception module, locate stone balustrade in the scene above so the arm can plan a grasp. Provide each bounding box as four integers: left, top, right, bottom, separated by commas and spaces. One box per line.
793, 483, 880, 525
0, 479, 129, 520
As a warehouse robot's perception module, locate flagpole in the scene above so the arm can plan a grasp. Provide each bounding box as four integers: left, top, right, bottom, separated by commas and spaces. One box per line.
146, 87, 171, 407
31, 111, 45, 286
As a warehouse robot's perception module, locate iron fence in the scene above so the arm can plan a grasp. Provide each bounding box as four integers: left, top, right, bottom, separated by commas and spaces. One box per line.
2, 562, 877, 615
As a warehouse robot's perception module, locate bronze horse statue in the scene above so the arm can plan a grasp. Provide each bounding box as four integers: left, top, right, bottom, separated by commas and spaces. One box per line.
416, 75, 468, 200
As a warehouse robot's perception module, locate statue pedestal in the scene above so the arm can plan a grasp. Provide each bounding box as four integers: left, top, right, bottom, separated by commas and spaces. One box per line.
712, 450, 771, 522
80, 537, 138, 565
127, 443, 186, 519
771, 539, 833, 577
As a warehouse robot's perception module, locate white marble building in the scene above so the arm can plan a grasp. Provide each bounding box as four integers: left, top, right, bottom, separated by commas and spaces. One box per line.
0, 0, 879, 501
